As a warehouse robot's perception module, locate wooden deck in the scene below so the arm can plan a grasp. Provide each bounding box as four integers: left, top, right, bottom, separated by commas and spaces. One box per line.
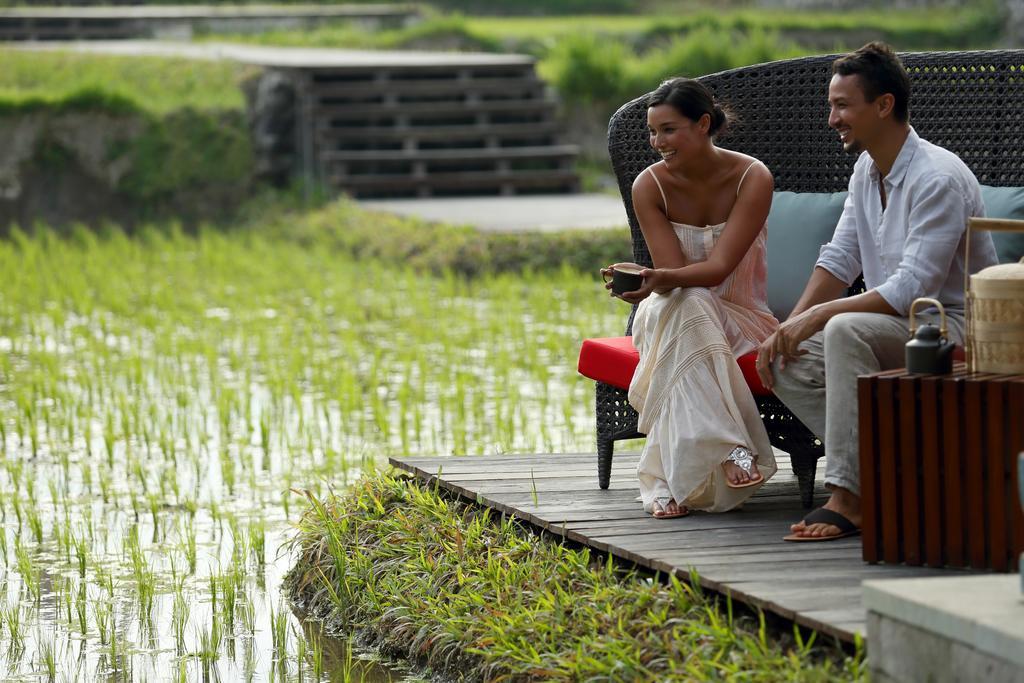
389, 451, 975, 644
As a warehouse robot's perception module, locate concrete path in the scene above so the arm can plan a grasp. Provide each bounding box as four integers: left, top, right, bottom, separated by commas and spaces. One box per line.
11, 39, 535, 68
0, 4, 411, 20
359, 194, 628, 233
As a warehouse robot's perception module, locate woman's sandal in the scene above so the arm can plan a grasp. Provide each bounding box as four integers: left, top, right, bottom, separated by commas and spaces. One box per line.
652, 497, 689, 519
723, 446, 764, 489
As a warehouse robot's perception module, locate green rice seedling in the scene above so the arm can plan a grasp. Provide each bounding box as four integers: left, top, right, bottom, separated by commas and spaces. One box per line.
136, 566, 156, 624
333, 638, 358, 683
98, 467, 113, 505
39, 636, 56, 682
47, 479, 59, 512
180, 519, 197, 575
11, 487, 23, 528
209, 573, 218, 617
15, 539, 41, 603
295, 625, 306, 680
219, 572, 237, 632
172, 590, 189, 652
94, 601, 112, 647
2, 600, 26, 654
220, 445, 236, 495
146, 493, 161, 539
75, 583, 88, 634
238, 593, 256, 635
259, 412, 270, 456
57, 576, 73, 625
103, 412, 116, 468
269, 602, 288, 656
196, 614, 223, 667
309, 633, 324, 680
71, 528, 88, 578
248, 517, 266, 567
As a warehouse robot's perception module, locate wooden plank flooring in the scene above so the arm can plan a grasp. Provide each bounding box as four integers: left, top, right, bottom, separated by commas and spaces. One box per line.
389, 451, 974, 643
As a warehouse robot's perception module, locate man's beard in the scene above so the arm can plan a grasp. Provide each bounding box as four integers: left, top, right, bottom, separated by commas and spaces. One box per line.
843, 138, 863, 155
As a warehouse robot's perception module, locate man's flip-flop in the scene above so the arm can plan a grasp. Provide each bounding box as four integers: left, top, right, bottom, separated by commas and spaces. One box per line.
651, 499, 689, 519
783, 507, 860, 542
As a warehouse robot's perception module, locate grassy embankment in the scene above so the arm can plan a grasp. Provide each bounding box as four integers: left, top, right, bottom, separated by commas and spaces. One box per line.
287, 471, 865, 681
0, 49, 255, 222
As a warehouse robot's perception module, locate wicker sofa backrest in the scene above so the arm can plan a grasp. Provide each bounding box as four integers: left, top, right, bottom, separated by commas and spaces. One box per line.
608, 50, 1024, 270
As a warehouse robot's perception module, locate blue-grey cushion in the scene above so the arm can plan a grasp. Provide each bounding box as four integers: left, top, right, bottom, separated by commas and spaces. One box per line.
980, 185, 1024, 264
766, 191, 848, 320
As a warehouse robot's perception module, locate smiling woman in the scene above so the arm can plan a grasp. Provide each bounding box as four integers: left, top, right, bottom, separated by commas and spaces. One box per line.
600, 76, 779, 520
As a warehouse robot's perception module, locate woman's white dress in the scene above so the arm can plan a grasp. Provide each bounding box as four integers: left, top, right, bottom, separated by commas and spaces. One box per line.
629, 162, 780, 513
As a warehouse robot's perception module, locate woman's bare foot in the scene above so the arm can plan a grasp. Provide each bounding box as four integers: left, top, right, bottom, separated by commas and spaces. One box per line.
651, 498, 689, 519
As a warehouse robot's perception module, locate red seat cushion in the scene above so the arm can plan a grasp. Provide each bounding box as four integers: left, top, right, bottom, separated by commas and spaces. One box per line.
577, 337, 639, 391
578, 336, 770, 397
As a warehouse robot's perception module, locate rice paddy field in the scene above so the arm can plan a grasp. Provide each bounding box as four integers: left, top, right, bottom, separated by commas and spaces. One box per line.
0, 221, 624, 680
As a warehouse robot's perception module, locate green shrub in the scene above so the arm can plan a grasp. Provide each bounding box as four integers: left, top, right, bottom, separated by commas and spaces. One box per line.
116, 109, 252, 204
542, 28, 809, 113
541, 33, 633, 104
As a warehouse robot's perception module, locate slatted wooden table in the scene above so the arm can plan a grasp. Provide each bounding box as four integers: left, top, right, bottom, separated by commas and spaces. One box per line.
389, 451, 972, 643
859, 366, 1024, 571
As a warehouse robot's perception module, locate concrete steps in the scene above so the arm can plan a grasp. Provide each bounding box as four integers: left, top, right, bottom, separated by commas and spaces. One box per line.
295, 60, 579, 198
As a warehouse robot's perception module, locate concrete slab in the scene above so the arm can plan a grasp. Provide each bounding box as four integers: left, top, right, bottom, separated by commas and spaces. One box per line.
359, 194, 628, 233
864, 574, 1024, 669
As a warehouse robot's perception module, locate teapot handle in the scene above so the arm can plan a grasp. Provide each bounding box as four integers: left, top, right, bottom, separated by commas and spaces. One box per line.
908, 297, 948, 338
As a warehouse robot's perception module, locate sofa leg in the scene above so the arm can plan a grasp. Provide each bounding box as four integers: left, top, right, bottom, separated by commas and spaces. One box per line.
597, 436, 614, 490
791, 452, 818, 509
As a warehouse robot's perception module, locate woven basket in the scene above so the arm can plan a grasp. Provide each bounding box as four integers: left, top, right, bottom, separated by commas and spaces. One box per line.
971, 258, 1024, 373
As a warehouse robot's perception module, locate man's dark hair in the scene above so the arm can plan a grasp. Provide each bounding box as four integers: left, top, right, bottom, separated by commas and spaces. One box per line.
832, 42, 911, 123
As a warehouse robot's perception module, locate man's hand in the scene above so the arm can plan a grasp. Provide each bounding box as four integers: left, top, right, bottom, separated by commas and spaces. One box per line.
756, 306, 827, 389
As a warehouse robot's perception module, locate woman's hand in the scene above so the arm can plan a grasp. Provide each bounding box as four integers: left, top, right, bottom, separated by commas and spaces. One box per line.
600, 262, 645, 301
600, 262, 644, 285
605, 267, 668, 305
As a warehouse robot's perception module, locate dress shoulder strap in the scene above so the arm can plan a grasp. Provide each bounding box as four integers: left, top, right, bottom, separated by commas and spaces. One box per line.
736, 160, 762, 197
646, 165, 670, 216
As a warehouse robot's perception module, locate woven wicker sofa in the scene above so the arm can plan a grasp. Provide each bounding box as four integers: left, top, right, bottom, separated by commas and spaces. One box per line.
579, 50, 1024, 508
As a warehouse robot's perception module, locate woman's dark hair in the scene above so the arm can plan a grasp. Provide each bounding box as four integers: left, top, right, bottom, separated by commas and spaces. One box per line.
832, 41, 911, 123
647, 77, 733, 137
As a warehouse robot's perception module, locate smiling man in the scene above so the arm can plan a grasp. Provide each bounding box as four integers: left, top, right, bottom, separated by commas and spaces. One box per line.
754, 42, 998, 542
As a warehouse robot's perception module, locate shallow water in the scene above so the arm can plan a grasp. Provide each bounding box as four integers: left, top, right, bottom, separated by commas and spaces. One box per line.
0, 230, 622, 680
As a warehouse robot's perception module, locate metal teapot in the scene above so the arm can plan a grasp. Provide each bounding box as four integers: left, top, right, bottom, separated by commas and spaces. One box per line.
906, 297, 956, 375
